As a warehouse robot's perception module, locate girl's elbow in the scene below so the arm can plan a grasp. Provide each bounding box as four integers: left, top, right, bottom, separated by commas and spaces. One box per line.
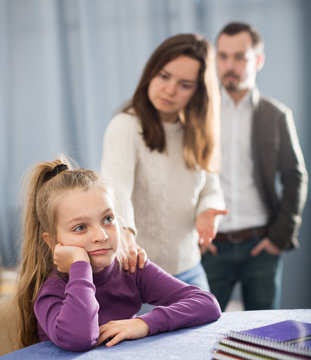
55, 338, 97, 352
53, 330, 98, 352
213, 306, 222, 321
210, 297, 222, 321
200, 293, 222, 322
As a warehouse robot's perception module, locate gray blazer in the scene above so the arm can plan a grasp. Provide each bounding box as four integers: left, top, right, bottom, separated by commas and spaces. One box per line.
251, 88, 308, 250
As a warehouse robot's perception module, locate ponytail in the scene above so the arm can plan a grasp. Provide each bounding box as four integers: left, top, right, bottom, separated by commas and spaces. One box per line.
16, 158, 70, 348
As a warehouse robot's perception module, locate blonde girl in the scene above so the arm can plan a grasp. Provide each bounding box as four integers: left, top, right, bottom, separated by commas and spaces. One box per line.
15, 157, 221, 351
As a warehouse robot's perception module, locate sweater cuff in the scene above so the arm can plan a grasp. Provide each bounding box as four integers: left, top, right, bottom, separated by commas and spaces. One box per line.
69, 261, 93, 283
138, 308, 169, 336
196, 197, 226, 218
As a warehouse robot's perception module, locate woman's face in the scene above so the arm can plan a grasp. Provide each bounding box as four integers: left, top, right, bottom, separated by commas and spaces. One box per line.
148, 55, 200, 123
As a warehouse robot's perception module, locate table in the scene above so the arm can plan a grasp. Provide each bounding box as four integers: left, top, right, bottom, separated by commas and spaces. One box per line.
2, 309, 310, 359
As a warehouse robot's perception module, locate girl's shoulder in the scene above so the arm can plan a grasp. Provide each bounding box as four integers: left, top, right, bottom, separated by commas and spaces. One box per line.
132, 259, 175, 282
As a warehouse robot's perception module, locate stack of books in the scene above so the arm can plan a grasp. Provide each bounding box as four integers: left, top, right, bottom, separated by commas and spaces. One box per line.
212, 320, 311, 360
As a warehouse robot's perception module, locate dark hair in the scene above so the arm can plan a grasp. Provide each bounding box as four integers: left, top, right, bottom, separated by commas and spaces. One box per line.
123, 33, 220, 172
217, 22, 264, 53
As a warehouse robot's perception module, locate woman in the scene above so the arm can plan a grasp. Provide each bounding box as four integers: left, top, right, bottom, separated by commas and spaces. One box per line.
101, 33, 226, 290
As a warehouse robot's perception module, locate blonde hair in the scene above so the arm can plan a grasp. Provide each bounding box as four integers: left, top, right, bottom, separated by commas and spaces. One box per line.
15, 156, 115, 348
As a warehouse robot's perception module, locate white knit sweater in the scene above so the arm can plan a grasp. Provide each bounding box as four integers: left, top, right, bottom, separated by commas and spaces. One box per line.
101, 113, 225, 275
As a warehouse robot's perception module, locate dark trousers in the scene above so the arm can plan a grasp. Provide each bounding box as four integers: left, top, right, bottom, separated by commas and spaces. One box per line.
201, 236, 282, 311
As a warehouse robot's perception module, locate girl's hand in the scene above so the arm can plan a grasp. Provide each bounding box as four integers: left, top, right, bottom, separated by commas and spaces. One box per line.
96, 318, 150, 347
196, 208, 228, 246
53, 243, 90, 273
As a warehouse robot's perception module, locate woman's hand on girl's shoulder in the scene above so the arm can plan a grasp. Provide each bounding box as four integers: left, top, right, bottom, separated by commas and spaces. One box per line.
53, 243, 90, 273
120, 228, 147, 273
96, 318, 150, 347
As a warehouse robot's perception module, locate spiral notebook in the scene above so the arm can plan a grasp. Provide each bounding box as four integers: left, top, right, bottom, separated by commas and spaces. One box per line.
213, 320, 311, 360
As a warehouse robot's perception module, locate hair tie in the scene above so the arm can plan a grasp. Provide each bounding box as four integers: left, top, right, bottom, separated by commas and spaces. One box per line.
44, 164, 68, 182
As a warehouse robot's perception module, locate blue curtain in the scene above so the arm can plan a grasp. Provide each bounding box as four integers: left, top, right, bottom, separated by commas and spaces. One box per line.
0, 0, 310, 307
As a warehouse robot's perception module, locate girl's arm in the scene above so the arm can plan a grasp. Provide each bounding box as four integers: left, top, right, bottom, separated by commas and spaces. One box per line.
97, 260, 221, 347
137, 260, 222, 335
34, 261, 99, 351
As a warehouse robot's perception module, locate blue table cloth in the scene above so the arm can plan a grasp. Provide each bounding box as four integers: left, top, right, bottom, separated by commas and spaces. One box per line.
2, 309, 311, 359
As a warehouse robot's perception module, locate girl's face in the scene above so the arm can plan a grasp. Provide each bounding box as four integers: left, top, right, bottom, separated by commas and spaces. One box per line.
55, 186, 120, 272
148, 55, 200, 123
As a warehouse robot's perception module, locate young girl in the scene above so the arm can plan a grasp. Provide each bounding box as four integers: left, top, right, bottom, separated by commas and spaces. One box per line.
15, 157, 221, 352
101, 33, 227, 290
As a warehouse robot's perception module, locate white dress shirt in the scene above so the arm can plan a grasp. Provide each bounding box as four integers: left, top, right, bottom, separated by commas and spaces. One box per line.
219, 88, 268, 232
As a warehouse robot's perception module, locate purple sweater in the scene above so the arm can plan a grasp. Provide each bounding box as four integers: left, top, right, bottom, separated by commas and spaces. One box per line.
34, 259, 221, 351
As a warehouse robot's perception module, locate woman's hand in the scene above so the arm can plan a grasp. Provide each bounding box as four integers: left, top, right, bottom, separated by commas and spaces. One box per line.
96, 318, 150, 347
119, 228, 147, 273
53, 243, 90, 273
196, 208, 228, 246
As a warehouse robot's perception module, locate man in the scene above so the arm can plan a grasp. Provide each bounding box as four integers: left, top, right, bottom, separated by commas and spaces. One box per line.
201, 22, 308, 311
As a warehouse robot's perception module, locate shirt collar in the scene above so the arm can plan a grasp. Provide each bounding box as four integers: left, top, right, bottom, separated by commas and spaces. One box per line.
221, 87, 252, 108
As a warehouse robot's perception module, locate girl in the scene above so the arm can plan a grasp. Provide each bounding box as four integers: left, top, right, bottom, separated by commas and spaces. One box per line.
101, 33, 227, 289
16, 157, 221, 352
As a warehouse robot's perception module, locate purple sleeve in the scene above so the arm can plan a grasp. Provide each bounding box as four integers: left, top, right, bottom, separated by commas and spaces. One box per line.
136, 260, 221, 335
34, 261, 99, 351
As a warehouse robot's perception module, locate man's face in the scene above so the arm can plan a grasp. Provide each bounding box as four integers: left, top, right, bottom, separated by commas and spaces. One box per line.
216, 31, 263, 93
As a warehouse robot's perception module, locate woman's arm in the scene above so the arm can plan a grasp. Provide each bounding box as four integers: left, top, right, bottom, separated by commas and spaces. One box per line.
195, 173, 227, 247
196, 173, 226, 219
101, 113, 147, 271
101, 113, 138, 233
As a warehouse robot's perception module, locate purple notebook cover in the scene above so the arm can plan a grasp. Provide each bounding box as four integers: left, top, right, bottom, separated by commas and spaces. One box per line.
228, 320, 311, 356
238, 320, 311, 343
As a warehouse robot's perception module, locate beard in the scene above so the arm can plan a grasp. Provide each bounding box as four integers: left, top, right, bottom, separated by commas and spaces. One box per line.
222, 71, 240, 92
225, 82, 238, 92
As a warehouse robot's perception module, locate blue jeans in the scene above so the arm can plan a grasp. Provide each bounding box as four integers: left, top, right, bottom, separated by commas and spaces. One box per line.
201, 237, 282, 311
174, 262, 210, 291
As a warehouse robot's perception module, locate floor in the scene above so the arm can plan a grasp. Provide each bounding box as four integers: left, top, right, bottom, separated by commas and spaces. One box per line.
0, 268, 19, 355
0, 268, 18, 299
225, 299, 244, 312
